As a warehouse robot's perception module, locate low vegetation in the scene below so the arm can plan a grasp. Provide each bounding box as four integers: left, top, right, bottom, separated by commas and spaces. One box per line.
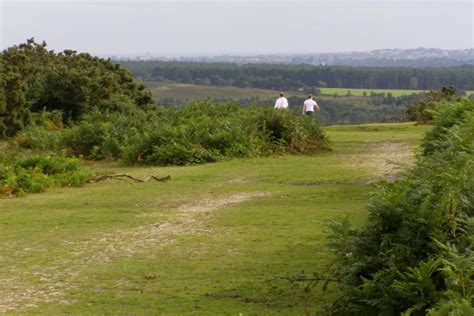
0, 153, 90, 196
13, 100, 328, 167
327, 98, 474, 314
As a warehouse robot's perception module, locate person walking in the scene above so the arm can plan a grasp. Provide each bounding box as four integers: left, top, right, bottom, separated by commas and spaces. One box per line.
274, 93, 289, 109
301, 94, 320, 115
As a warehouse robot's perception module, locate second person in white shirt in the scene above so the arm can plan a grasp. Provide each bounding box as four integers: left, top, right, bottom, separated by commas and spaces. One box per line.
302, 94, 320, 116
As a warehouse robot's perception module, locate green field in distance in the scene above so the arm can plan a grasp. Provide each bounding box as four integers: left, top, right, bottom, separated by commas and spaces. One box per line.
318, 87, 426, 96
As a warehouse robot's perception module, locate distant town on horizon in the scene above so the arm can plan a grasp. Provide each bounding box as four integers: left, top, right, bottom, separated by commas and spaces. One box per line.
107, 47, 474, 67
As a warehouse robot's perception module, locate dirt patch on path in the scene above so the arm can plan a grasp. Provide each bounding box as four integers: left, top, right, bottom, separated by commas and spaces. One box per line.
350, 141, 416, 177
179, 192, 268, 213
0, 192, 268, 313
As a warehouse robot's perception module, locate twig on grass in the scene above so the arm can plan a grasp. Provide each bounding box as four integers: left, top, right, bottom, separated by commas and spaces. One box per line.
276, 276, 342, 283
87, 174, 171, 183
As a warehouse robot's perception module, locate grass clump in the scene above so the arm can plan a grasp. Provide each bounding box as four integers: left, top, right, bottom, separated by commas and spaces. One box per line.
327, 98, 474, 315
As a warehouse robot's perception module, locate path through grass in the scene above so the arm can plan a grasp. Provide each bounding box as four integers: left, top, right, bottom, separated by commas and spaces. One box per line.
0, 123, 431, 314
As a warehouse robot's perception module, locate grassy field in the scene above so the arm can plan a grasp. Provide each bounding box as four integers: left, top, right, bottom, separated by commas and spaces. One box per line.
146, 82, 437, 102
318, 87, 426, 97
0, 123, 432, 314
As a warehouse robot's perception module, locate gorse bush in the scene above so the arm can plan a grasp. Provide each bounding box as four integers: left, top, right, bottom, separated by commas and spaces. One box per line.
405, 87, 459, 123
328, 98, 474, 315
0, 154, 90, 196
15, 99, 329, 166
0, 39, 152, 137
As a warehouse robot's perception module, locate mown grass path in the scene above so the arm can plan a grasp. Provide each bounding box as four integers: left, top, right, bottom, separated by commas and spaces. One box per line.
0, 123, 431, 314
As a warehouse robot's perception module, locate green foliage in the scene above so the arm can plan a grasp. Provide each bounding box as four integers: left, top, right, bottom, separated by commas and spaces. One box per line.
0, 39, 152, 137
422, 98, 474, 155
327, 98, 474, 314
13, 110, 64, 151
406, 87, 459, 123
123, 102, 329, 165
0, 154, 90, 196
14, 98, 329, 166
260, 109, 327, 153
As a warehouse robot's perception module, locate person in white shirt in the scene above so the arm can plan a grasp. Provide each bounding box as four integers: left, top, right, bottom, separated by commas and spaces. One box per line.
302, 94, 320, 115
274, 93, 289, 109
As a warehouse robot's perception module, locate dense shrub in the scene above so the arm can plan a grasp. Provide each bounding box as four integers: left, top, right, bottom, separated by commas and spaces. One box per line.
14, 95, 151, 158
15, 100, 329, 166
0, 155, 90, 196
422, 98, 474, 155
13, 110, 65, 151
259, 109, 328, 153
405, 87, 459, 123
0, 39, 152, 137
327, 98, 474, 315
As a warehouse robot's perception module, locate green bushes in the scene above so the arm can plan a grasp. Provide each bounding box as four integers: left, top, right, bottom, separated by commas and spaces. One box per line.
328, 98, 474, 314
422, 98, 474, 156
123, 103, 329, 165
15, 100, 329, 166
0, 39, 152, 137
406, 87, 459, 123
1, 40, 329, 168
0, 155, 90, 196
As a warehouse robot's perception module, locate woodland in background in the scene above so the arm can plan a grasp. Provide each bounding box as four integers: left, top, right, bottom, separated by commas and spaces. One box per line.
120, 61, 474, 91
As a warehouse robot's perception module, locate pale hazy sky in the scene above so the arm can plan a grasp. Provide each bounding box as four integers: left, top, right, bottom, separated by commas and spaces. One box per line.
1, 0, 473, 56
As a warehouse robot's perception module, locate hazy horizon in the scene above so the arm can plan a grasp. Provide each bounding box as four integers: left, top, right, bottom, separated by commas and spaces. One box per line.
1, 0, 473, 56
101, 46, 474, 59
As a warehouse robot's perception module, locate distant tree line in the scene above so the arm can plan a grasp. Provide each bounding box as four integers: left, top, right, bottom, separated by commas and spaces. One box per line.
119, 61, 474, 91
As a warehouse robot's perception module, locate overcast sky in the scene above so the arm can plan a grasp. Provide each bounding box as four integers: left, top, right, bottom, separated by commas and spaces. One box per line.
1, 0, 473, 56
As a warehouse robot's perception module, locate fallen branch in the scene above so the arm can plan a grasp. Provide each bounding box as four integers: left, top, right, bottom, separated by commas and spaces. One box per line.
87, 173, 171, 183
276, 276, 342, 283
